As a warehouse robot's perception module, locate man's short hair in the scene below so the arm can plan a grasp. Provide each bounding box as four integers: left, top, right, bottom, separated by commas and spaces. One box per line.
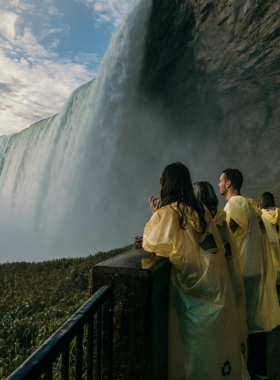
222, 169, 243, 191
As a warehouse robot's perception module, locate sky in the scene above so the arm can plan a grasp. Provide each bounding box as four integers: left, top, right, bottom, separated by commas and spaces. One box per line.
0, 0, 133, 136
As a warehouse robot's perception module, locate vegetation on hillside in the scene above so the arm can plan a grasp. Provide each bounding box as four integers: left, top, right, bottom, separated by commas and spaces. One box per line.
0, 245, 132, 379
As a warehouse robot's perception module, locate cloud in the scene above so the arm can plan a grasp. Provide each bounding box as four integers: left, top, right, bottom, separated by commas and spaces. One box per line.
47, 5, 64, 17
0, 11, 18, 41
0, 82, 12, 93
76, 0, 133, 27
0, 0, 35, 12
0, 11, 96, 136
39, 26, 70, 40
74, 52, 99, 63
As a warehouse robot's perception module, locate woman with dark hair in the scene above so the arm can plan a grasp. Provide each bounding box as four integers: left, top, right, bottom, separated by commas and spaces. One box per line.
193, 181, 248, 364
259, 192, 277, 210
259, 192, 280, 287
141, 163, 249, 380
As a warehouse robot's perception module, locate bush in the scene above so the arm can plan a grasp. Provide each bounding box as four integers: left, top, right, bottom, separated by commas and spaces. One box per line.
0, 245, 132, 379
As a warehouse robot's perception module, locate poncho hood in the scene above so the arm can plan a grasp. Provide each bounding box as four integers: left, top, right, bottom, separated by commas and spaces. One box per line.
247, 198, 262, 218
214, 207, 226, 226
262, 208, 279, 225
229, 196, 262, 218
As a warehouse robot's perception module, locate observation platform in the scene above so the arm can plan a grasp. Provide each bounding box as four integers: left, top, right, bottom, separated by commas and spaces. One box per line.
90, 245, 280, 380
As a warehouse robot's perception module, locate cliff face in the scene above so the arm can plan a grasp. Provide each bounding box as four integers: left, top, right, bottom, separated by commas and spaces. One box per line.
141, 0, 280, 195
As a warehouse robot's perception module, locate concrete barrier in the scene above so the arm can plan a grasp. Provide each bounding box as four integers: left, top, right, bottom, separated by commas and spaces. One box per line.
90, 247, 171, 380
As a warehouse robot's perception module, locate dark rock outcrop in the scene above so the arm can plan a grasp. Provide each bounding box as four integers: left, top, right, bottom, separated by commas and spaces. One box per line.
140, 0, 280, 195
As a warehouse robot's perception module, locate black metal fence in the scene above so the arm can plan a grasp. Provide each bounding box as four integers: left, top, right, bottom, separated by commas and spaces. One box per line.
7, 285, 114, 380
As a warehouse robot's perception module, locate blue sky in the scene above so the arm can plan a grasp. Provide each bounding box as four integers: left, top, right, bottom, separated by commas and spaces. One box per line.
0, 0, 133, 135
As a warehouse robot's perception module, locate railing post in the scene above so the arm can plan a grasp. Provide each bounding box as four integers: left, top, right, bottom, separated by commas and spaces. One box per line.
109, 290, 114, 380
76, 328, 83, 380
44, 364, 52, 380
61, 345, 69, 380
87, 316, 94, 380
96, 309, 102, 380
102, 291, 114, 380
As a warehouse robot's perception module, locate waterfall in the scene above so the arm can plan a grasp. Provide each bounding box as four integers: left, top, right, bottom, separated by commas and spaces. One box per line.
0, 0, 153, 262
0, 0, 226, 263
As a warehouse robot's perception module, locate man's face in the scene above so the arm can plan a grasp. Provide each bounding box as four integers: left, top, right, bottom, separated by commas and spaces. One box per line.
218, 173, 228, 196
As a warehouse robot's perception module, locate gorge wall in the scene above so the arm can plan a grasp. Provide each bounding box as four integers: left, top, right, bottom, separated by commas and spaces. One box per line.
140, 0, 280, 194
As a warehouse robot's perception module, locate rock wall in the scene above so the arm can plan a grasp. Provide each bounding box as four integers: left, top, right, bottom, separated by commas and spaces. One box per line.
140, 0, 280, 195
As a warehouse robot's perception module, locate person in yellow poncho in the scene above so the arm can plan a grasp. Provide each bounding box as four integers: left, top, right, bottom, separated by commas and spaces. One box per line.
219, 168, 280, 380
259, 192, 280, 291
140, 163, 249, 380
193, 181, 248, 364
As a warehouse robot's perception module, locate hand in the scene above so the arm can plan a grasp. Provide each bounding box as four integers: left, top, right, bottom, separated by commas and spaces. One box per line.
136, 235, 143, 248
149, 196, 161, 214
149, 252, 156, 258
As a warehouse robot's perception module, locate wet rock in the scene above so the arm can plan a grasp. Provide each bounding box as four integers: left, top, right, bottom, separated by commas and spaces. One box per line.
141, 0, 280, 194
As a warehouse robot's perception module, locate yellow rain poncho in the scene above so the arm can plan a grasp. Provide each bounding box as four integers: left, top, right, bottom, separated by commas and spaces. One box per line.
143, 203, 250, 380
261, 208, 280, 285
224, 196, 280, 333
213, 207, 248, 361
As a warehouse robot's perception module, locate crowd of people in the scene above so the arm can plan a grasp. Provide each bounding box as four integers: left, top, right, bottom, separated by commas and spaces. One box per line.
137, 163, 280, 380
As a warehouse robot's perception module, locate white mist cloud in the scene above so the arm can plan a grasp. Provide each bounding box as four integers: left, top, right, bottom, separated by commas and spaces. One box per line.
0, 10, 96, 136
76, 0, 133, 27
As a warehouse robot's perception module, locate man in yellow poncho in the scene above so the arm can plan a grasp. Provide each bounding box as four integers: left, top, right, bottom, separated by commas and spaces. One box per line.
193, 181, 248, 364
259, 192, 280, 289
219, 168, 280, 380
141, 163, 249, 380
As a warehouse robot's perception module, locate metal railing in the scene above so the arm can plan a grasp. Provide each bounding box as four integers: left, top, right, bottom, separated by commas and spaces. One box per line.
7, 285, 114, 380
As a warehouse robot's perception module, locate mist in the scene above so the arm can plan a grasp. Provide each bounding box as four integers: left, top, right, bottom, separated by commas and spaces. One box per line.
0, 0, 270, 263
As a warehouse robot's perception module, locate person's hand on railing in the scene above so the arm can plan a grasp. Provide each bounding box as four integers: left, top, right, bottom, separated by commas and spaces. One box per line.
149, 196, 160, 214
135, 236, 156, 257
136, 235, 143, 248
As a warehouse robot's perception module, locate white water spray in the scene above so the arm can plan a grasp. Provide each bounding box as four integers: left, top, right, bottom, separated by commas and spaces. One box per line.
0, 0, 153, 262
0, 0, 225, 263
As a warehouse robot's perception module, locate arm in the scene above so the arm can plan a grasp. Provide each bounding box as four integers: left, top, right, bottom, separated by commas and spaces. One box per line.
143, 207, 174, 259
229, 218, 239, 234
225, 197, 248, 239
136, 236, 156, 257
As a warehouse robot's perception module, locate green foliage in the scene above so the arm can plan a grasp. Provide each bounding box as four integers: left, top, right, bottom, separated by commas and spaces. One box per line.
0, 245, 132, 379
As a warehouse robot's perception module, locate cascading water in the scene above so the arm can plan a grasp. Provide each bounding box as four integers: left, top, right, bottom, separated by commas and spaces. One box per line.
0, 0, 225, 263
0, 0, 154, 262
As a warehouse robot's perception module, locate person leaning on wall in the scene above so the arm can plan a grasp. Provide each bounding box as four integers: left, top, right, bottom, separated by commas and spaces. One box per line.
137, 163, 249, 380
259, 192, 280, 295
193, 181, 248, 368
218, 169, 280, 380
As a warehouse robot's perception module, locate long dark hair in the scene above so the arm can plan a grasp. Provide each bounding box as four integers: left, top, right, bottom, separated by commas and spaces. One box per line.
259, 192, 276, 209
160, 163, 207, 231
193, 181, 219, 217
